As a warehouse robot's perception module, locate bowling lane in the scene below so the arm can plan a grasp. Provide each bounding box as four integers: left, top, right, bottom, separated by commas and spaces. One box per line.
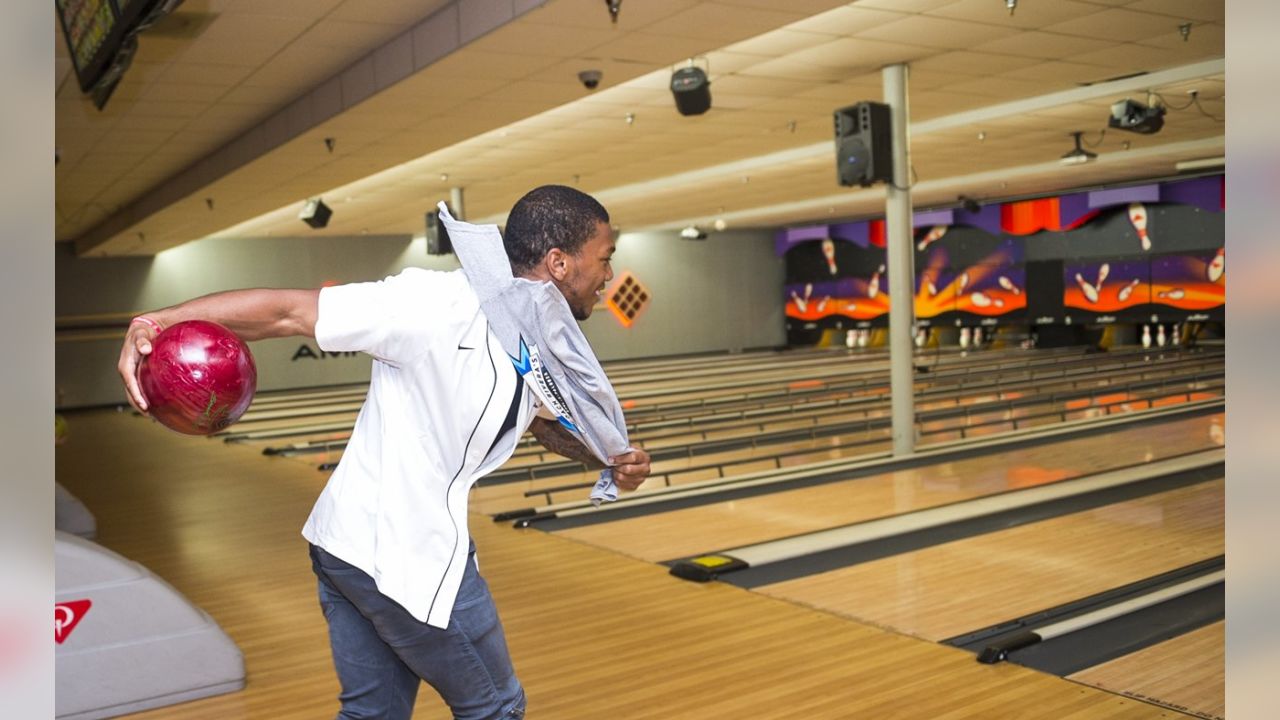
1069, 621, 1223, 720
756, 478, 1223, 643
472, 389, 1220, 514
490, 357, 1221, 478
546, 412, 1224, 560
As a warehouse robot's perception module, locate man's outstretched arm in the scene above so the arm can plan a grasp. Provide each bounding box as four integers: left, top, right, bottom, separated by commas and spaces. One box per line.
118, 288, 320, 413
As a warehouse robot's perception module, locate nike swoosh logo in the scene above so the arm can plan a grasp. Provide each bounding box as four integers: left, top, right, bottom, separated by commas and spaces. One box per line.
458, 344, 477, 350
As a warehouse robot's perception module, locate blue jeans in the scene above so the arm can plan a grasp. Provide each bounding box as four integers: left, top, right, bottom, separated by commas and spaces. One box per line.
310, 543, 526, 720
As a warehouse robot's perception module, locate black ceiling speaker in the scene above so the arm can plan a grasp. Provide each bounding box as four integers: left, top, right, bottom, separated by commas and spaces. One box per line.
833, 101, 893, 187
425, 209, 453, 255
299, 198, 332, 229
671, 67, 711, 116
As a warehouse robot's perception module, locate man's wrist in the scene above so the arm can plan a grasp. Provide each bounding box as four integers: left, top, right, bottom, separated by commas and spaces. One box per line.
130, 316, 164, 333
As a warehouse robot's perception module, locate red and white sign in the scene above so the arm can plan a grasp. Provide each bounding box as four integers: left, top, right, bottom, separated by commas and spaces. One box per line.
55, 599, 92, 644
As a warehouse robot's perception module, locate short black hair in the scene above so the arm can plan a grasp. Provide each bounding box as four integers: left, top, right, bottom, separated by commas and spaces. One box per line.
503, 185, 609, 275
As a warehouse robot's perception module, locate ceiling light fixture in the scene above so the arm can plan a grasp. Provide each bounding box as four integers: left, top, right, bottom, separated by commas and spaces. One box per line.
1174, 156, 1225, 172
1060, 132, 1097, 166
1005, 0, 1017, 16
680, 225, 707, 240
604, 0, 622, 24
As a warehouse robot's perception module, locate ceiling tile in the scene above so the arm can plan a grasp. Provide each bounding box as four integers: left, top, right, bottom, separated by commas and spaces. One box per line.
465, 20, 619, 58
911, 50, 1028, 75
722, 29, 837, 57
642, 3, 811, 42
1042, 8, 1187, 43
851, 0, 963, 13
969, 30, 1118, 59
925, 0, 1108, 29
330, 0, 452, 26
785, 37, 938, 73
1065, 43, 1202, 75
1137, 23, 1225, 55
1125, 0, 1224, 22
299, 20, 404, 49
998, 60, 1118, 84
785, 5, 910, 35
856, 15, 1021, 50
519, 0, 702, 31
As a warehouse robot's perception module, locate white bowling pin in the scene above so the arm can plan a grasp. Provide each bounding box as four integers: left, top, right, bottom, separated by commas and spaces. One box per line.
1141, 324, 1152, 349
959, 327, 971, 349
1096, 263, 1110, 291
973, 327, 984, 346
816, 296, 830, 313
970, 291, 993, 308
994, 298, 1006, 308
1158, 288, 1186, 300
1207, 248, 1225, 283
868, 264, 885, 299
914, 328, 926, 348
956, 272, 970, 295
1128, 202, 1152, 251
917, 225, 948, 252
997, 276, 1021, 296
1172, 323, 1181, 346
926, 279, 938, 297
821, 238, 838, 275
790, 291, 807, 313
1074, 273, 1099, 304
845, 329, 856, 349
1156, 324, 1166, 347
1117, 278, 1140, 303
857, 329, 869, 348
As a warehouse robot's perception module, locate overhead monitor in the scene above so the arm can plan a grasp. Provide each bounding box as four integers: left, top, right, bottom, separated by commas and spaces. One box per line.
56, 0, 181, 110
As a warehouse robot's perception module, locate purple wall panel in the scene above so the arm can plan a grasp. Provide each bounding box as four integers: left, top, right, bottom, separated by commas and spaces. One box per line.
954, 204, 1002, 236
1088, 184, 1160, 210
1161, 176, 1223, 213
830, 221, 870, 248
913, 209, 954, 228
775, 225, 830, 255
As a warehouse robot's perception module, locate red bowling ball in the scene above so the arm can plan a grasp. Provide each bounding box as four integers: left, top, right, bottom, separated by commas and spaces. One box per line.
138, 320, 257, 435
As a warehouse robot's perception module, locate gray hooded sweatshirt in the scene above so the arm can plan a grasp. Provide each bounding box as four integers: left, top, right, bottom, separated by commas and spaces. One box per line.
438, 203, 631, 505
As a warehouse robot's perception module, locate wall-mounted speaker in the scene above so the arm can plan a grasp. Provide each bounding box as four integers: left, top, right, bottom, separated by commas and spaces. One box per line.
833, 102, 893, 187
670, 67, 711, 116
425, 210, 452, 256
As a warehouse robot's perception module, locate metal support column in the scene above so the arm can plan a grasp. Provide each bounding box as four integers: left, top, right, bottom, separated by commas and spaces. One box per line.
883, 63, 916, 456
450, 186, 466, 220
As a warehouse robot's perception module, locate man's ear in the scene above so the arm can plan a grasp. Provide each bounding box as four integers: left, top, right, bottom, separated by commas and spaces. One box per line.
544, 248, 569, 281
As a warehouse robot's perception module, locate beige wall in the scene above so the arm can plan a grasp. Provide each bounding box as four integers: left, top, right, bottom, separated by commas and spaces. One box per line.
55, 229, 784, 408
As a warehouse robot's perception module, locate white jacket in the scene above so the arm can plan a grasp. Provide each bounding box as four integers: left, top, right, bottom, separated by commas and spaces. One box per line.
302, 267, 539, 628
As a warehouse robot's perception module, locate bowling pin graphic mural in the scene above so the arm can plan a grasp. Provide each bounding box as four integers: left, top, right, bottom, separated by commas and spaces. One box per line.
1129, 202, 1152, 251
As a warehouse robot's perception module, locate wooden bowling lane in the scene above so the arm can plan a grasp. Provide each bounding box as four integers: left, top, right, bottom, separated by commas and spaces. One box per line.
1069, 621, 1224, 720
474, 388, 1221, 516
495, 357, 1221, 475
56, 410, 1182, 720
551, 412, 1225, 563
756, 478, 1223, 643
